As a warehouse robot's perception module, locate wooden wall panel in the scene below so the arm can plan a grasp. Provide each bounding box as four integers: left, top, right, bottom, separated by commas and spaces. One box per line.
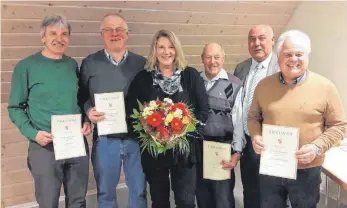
2, 19, 285, 36
2, 4, 291, 25
16, 1, 297, 14
2, 34, 249, 46
2, 156, 28, 172
1, 1, 298, 206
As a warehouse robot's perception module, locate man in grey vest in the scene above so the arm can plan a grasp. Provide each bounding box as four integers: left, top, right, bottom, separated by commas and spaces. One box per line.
196, 43, 245, 208
233, 25, 278, 208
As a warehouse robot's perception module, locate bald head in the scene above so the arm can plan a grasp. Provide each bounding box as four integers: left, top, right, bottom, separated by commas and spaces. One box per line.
202, 43, 225, 58
249, 25, 274, 39
248, 25, 275, 62
201, 42, 225, 80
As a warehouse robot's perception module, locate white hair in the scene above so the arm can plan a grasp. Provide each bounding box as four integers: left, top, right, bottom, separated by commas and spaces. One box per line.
275, 30, 311, 55
201, 42, 226, 58
100, 13, 128, 32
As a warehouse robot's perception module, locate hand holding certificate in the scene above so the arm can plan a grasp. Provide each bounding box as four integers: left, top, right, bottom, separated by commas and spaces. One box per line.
51, 114, 86, 160
203, 140, 231, 180
94, 92, 128, 136
259, 124, 299, 179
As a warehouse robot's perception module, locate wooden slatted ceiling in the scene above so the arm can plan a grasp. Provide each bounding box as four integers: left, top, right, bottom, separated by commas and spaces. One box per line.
1, 1, 298, 206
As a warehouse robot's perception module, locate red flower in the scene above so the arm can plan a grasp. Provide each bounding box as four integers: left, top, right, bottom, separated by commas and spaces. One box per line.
147, 112, 162, 127
158, 125, 169, 138
170, 103, 186, 112
156, 100, 163, 105
158, 110, 165, 117
172, 128, 183, 135
182, 109, 189, 116
171, 117, 183, 130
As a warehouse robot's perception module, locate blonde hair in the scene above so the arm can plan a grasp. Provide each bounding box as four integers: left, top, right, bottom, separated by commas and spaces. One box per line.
145, 29, 188, 70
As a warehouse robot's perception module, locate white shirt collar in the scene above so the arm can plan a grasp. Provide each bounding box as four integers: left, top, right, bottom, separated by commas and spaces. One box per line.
201, 68, 228, 82
251, 52, 273, 69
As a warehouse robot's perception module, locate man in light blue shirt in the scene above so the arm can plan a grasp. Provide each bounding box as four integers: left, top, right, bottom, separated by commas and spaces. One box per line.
196, 42, 245, 208
234, 25, 280, 208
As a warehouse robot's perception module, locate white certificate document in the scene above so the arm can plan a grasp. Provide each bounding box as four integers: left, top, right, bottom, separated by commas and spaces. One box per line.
203, 140, 231, 180
260, 124, 299, 180
94, 92, 128, 136
51, 114, 86, 160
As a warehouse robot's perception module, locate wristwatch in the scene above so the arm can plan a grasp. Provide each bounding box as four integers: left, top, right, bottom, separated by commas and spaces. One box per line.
234, 151, 242, 156
313, 144, 322, 155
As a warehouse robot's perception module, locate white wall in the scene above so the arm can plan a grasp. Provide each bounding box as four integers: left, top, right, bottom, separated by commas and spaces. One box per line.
285, 1, 347, 110
285, 1, 347, 205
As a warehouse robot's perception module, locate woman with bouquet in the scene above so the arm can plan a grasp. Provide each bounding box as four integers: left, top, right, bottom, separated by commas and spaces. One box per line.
126, 29, 209, 208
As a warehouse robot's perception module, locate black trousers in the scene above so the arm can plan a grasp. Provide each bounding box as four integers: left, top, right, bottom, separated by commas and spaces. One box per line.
240, 134, 261, 208
196, 162, 235, 208
144, 164, 196, 208
27, 141, 89, 208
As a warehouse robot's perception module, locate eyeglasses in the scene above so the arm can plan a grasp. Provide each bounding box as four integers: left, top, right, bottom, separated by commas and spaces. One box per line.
203, 55, 222, 61
101, 27, 127, 34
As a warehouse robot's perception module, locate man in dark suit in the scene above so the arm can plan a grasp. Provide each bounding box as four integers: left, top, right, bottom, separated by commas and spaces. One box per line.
233, 25, 278, 208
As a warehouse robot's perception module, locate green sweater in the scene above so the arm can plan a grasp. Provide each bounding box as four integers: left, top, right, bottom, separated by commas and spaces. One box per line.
8, 52, 81, 141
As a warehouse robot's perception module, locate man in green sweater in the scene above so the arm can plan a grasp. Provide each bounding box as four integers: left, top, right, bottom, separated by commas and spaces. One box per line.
8, 15, 91, 208
248, 30, 347, 207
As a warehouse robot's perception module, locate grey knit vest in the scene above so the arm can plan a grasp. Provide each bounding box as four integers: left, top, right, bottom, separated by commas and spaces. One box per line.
202, 73, 241, 141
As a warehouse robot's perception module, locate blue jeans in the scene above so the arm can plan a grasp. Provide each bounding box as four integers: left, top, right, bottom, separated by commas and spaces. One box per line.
91, 136, 147, 208
259, 166, 321, 208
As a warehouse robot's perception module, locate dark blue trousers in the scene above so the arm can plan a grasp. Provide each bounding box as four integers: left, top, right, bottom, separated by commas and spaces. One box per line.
259, 166, 322, 208
240, 134, 261, 208
196, 162, 236, 208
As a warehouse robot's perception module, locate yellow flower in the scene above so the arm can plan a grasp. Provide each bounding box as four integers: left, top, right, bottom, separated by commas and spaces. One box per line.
165, 113, 174, 126
182, 116, 190, 124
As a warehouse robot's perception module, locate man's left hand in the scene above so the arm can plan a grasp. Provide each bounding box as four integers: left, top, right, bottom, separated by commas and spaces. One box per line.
221, 153, 241, 170
296, 144, 317, 165
81, 122, 92, 136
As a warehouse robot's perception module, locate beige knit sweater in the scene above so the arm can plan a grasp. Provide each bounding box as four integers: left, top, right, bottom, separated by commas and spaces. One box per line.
248, 71, 347, 169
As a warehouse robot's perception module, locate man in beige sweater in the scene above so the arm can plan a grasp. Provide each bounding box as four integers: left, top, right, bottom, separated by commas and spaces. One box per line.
248, 29, 347, 207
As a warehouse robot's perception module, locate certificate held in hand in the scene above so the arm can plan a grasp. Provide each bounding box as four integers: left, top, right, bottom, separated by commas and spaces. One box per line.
51, 114, 86, 160
94, 92, 128, 136
260, 124, 299, 180
203, 140, 231, 180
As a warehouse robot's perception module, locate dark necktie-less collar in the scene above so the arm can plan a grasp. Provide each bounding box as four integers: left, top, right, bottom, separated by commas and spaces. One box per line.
279, 70, 308, 85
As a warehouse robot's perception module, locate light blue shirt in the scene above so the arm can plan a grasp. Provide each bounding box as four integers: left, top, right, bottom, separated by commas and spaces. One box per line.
104, 49, 128, 66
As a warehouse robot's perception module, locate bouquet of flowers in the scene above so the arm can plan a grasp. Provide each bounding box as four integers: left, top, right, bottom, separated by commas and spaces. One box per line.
131, 98, 198, 157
